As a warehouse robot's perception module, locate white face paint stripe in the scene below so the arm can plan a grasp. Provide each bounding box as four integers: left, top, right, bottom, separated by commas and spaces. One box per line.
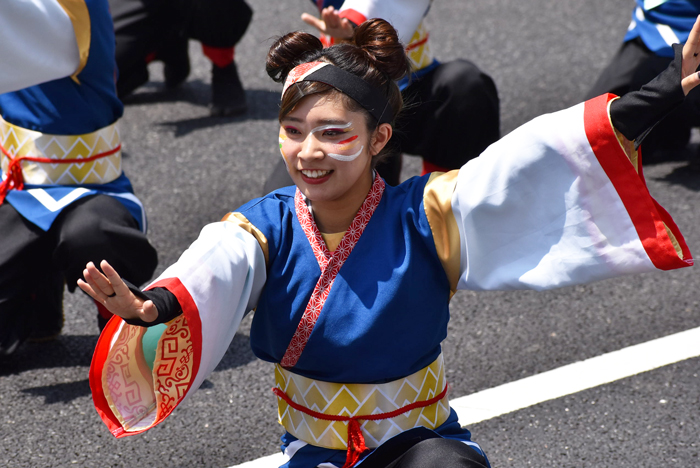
328, 145, 364, 162
310, 122, 353, 134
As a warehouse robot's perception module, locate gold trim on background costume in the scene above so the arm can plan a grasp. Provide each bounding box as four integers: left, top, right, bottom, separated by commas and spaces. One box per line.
423, 171, 461, 294
406, 21, 434, 72
0, 116, 121, 185
275, 354, 451, 450
56, 0, 91, 82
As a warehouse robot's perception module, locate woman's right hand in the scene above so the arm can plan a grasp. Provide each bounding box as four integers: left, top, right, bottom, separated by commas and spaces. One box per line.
77, 260, 158, 323
681, 15, 700, 95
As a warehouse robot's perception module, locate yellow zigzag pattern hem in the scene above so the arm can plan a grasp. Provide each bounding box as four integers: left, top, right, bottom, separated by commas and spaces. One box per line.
275, 354, 451, 450
0, 116, 122, 185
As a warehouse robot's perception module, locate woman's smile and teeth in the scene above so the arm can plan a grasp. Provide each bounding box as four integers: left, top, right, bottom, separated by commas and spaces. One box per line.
300, 168, 333, 183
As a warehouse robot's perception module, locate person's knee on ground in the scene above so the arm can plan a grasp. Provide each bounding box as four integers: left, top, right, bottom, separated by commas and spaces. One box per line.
397, 59, 500, 173
52, 195, 158, 329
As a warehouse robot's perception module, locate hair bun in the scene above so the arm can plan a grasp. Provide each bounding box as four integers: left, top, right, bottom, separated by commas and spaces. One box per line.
352, 18, 410, 82
266, 32, 324, 83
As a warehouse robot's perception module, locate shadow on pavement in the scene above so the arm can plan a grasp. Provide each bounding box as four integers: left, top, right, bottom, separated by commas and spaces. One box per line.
22, 379, 91, 404
156, 89, 281, 137
0, 335, 98, 375
0, 332, 257, 376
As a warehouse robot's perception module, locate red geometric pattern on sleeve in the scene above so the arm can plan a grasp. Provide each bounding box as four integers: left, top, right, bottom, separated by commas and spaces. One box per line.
154, 315, 195, 417
281, 174, 385, 368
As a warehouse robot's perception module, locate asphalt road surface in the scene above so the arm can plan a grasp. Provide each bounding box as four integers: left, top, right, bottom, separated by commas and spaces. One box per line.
2, 1, 699, 467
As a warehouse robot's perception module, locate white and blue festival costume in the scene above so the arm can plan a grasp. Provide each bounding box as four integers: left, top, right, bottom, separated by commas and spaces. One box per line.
90, 89, 691, 466
0, 0, 145, 230
0, 0, 156, 353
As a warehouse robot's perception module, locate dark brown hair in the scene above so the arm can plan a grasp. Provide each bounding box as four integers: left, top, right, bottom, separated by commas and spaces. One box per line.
266, 19, 411, 166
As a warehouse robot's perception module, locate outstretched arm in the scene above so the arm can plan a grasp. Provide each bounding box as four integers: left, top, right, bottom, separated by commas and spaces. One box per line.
77, 260, 159, 323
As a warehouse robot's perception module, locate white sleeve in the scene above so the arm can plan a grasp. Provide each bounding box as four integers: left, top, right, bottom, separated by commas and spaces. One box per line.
0, 0, 80, 94
450, 98, 691, 291
149, 221, 267, 387
338, 0, 431, 44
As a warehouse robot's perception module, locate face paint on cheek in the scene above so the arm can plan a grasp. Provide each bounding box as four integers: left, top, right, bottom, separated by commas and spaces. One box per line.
327, 133, 363, 161
328, 145, 364, 162
335, 134, 359, 150
278, 131, 290, 167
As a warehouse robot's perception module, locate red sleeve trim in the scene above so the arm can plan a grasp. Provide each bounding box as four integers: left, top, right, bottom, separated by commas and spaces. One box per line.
89, 315, 127, 437
339, 9, 367, 27
584, 94, 693, 270
89, 277, 203, 438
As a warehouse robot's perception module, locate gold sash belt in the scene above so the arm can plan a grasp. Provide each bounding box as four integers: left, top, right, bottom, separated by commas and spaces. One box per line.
274, 354, 451, 454
0, 115, 122, 187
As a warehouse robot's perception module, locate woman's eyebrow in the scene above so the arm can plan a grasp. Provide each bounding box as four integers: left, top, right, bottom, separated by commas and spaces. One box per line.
280, 116, 303, 123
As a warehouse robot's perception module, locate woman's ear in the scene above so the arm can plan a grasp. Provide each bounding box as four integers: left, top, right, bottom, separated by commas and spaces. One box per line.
369, 123, 393, 156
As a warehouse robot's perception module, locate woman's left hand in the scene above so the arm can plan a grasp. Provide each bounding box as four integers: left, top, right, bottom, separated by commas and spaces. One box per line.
681, 15, 700, 95
301, 6, 355, 41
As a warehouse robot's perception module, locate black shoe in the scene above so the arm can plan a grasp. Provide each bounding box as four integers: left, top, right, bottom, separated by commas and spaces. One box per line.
0, 296, 32, 356
210, 62, 247, 117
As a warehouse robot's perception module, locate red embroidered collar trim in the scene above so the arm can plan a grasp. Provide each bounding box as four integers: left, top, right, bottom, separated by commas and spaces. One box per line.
281, 175, 385, 368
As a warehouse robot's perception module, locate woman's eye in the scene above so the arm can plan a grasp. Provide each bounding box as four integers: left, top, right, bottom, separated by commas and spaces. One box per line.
323, 130, 343, 137
285, 127, 300, 135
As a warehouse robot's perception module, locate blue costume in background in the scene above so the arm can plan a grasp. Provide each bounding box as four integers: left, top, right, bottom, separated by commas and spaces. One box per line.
586, 0, 700, 162
0, 0, 157, 355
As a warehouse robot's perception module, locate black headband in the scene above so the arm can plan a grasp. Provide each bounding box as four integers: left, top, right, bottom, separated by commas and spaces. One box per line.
282, 62, 392, 125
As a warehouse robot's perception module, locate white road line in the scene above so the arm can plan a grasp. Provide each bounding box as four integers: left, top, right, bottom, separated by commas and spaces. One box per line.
228, 326, 700, 468
452, 326, 700, 425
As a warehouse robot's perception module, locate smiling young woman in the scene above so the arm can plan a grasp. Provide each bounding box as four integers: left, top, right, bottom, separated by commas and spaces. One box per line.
78, 16, 699, 468
270, 21, 406, 233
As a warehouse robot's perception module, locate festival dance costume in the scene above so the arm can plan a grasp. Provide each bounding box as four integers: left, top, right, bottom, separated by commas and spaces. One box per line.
90, 87, 691, 466
0, 0, 157, 351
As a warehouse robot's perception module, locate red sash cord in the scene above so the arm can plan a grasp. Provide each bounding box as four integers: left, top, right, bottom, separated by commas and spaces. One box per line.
272, 383, 450, 468
0, 143, 121, 204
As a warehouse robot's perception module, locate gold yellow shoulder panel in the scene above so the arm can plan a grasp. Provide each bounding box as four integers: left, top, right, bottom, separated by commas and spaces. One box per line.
56, 0, 91, 83
221, 212, 270, 266
423, 171, 461, 294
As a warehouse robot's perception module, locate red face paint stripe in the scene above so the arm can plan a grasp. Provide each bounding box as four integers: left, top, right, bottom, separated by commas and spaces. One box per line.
338, 135, 359, 145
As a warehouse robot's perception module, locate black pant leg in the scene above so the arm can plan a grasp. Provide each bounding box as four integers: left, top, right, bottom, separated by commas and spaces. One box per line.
0, 203, 57, 353
51, 195, 158, 292
396, 60, 500, 169
109, 0, 183, 97
0, 203, 50, 301
185, 0, 253, 48
361, 438, 489, 468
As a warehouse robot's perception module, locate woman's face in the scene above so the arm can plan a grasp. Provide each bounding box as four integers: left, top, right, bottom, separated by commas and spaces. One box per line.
279, 93, 381, 205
